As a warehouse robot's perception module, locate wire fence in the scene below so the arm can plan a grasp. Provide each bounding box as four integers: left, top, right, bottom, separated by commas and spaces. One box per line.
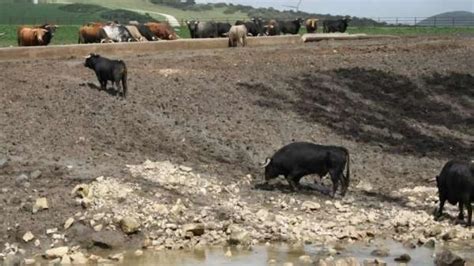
1, 16, 474, 27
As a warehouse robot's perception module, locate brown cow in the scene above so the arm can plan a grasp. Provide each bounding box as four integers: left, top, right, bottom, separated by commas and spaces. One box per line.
305, 18, 319, 33
78, 23, 109, 44
17, 27, 48, 46
145, 22, 178, 40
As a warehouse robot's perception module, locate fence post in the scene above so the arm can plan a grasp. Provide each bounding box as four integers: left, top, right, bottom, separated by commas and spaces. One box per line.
414, 17, 417, 27
434, 16, 437, 27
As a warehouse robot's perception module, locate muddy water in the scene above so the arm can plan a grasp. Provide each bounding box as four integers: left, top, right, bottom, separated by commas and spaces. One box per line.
116, 239, 474, 266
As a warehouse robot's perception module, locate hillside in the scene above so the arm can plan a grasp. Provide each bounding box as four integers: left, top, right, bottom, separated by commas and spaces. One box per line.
0, 3, 160, 24
418, 11, 474, 26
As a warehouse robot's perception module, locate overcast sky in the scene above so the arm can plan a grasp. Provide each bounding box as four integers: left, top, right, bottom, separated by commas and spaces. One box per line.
196, 0, 473, 18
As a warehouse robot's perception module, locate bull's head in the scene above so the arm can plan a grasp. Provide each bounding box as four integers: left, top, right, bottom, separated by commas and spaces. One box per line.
260, 158, 277, 181
34, 29, 48, 43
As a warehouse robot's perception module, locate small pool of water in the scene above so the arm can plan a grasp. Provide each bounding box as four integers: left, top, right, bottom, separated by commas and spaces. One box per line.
116, 239, 474, 266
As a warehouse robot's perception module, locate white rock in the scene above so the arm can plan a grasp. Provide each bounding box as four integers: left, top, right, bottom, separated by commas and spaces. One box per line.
299, 255, 313, 264
70, 252, 88, 264
134, 250, 144, 257
44, 246, 69, 259
32, 197, 48, 213
34, 239, 40, 247
64, 217, 74, 230
24, 258, 35, 265
22, 231, 34, 242
46, 228, 58, 234
302, 201, 321, 211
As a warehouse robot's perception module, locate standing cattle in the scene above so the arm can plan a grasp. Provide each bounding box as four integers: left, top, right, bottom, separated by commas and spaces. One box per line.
102, 23, 135, 42
305, 18, 319, 33
186, 21, 218, 38
217, 22, 232, 37
279, 18, 304, 34
125, 25, 147, 41
145, 22, 177, 40
323, 18, 351, 33
17, 27, 48, 46
78, 23, 109, 44
235, 17, 264, 36
264, 19, 280, 36
135, 24, 159, 41
435, 160, 474, 226
84, 53, 128, 98
228, 25, 247, 47
36, 24, 57, 45
262, 142, 350, 197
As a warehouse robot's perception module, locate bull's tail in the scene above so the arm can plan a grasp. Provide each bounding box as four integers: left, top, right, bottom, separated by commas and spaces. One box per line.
121, 62, 128, 98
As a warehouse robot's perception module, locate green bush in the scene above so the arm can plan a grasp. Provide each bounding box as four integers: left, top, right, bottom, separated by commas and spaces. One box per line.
100, 9, 157, 23
58, 3, 106, 14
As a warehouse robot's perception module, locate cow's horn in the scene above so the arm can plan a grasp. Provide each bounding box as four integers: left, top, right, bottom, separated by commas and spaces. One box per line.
260, 158, 271, 168
84, 54, 91, 59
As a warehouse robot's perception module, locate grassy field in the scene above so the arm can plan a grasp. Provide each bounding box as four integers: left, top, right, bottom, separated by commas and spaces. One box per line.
1, 24, 473, 47
48, 0, 249, 21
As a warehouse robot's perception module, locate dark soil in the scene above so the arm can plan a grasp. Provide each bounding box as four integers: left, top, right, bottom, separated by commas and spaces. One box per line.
0, 36, 473, 254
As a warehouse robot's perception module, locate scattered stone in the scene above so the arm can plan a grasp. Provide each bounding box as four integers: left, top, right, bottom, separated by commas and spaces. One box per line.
363, 259, 387, 266
44, 246, 69, 259
183, 223, 205, 236
34, 239, 40, 247
371, 248, 390, 257
302, 201, 321, 211
30, 170, 42, 179
423, 238, 436, 249
0, 157, 8, 168
426, 225, 443, 237
256, 209, 270, 221
179, 165, 193, 172
61, 255, 72, 264
434, 250, 465, 266
402, 241, 416, 249
15, 174, 29, 185
22, 231, 34, 242
228, 226, 251, 246
299, 255, 313, 264
268, 259, 277, 265
394, 254, 411, 263
92, 231, 125, 249
93, 224, 103, 232
134, 250, 143, 257
46, 228, 58, 234
24, 258, 36, 265
225, 248, 232, 257
71, 184, 91, 199
119, 217, 140, 234
32, 197, 48, 213
441, 229, 457, 241
109, 253, 124, 262
283, 263, 294, 266
69, 252, 88, 264
64, 217, 74, 230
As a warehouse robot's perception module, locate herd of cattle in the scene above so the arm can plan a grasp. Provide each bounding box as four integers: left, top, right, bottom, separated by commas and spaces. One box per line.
16, 17, 351, 46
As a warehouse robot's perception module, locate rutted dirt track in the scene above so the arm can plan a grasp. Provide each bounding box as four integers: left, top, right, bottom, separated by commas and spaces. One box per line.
0, 36, 473, 264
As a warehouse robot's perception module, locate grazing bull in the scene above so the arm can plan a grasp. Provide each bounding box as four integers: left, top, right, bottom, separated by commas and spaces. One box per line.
262, 142, 350, 197
264, 19, 280, 36
228, 25, 247, 47
235, 17, 264, 36
103, 23, 135, 42
17, 27, 48, 46
217, 22, 232, 37
84, 53, 128, 98
186, 21, 218, 38
125, 25, 147, 41
36, 24, 57, 45
145, 22, 177, 40
278, 18, 304, 34
78, 23, 109, 44
323, 18, 351, 33
435, 160, 474, 226
305, 18, 319, 33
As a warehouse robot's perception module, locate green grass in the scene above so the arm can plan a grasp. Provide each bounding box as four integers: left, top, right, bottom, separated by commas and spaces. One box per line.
48, 0, 249, 21
1, 24, 473, 47
0, 3, 103, 24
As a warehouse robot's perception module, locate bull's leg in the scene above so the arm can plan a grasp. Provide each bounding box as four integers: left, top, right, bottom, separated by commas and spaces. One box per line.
458, 202, 464, 221
285, 174, 301, 192
467, 202, 472, 227
436, 196, 446, 219
100, 80, 107, 90
329, 169, 343, 198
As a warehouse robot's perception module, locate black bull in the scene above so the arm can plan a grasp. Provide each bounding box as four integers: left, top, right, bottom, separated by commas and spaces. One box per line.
435, 160, 474, 226
262, 142, 350, 197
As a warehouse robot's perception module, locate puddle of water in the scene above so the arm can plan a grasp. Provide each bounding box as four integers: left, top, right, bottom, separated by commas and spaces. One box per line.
113, 239, 474, 266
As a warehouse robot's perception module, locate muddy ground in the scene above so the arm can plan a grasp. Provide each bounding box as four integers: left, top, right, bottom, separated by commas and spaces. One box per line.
0, 36, 473, 264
